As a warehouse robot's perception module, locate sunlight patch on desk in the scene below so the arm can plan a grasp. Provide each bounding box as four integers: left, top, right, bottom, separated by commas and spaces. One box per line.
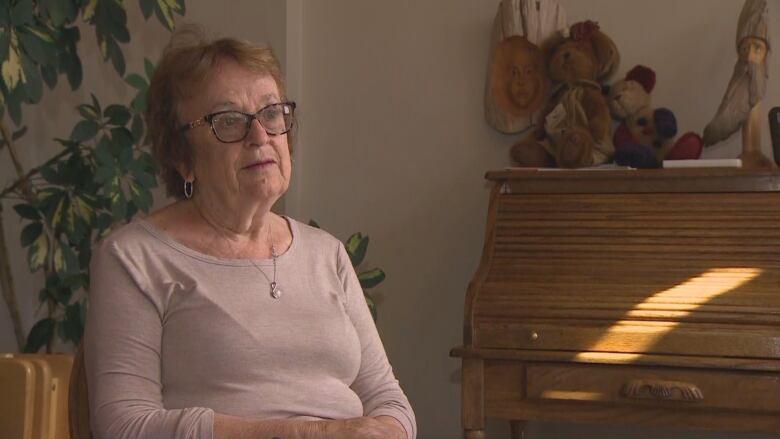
574, 268, 763, 359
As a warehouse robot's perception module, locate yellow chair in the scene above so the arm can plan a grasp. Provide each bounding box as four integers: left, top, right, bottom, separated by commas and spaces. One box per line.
0, 353, 73, 439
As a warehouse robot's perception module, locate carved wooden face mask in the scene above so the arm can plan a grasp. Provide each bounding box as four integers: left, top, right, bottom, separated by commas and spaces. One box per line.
491, 36, 548, 117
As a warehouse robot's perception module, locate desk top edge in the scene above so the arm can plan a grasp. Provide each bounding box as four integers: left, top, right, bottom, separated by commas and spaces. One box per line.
486, 168, 780, 181
486, 168, 780, 193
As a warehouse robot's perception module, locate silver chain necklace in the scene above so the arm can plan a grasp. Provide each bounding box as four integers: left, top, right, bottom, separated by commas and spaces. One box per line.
250, 226, 282, 299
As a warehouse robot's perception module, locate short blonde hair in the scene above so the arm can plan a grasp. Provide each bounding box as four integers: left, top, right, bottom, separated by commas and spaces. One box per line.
145, 24, 290, 199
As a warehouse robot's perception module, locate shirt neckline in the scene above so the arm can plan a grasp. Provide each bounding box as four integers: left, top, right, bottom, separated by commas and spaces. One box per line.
134, 215, 298, 267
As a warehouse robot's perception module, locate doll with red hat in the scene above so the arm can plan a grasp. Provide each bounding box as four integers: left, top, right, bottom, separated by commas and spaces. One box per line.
607, 65, 703, 168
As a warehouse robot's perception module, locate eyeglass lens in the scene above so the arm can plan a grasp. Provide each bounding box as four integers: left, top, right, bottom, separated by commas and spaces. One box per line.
211, 103, 294, 142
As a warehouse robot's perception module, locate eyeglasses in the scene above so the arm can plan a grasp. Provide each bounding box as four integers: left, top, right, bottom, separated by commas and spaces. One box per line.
180, 102, 296, 143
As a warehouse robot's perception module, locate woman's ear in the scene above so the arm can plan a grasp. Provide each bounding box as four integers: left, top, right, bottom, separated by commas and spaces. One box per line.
178, 163, 194, 182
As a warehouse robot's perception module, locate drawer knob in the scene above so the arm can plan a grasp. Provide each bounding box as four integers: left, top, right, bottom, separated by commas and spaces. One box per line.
621, 379, 703, 402
529, 331, 539, 341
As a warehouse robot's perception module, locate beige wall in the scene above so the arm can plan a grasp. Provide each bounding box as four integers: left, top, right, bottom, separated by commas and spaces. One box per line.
1, 1, 778, 438
288, 1, 778, 438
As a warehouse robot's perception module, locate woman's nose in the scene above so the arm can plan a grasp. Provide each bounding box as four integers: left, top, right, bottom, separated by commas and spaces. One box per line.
246, 117, 270, 145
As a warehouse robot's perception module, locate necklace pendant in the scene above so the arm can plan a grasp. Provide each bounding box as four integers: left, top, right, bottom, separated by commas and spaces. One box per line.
270, 282, 281, 299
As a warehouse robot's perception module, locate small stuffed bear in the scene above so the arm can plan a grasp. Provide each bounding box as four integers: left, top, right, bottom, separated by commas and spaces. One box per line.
608, 65, 703, 168
511, 20, 620, 168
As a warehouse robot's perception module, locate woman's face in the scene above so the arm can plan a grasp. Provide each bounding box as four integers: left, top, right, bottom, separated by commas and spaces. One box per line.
179, 59, 291, 207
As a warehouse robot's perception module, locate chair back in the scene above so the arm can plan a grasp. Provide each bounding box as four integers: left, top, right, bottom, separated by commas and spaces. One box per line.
68, 343, 92, 439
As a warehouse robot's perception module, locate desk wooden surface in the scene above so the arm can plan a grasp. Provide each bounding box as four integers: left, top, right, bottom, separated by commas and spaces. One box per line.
453, 168, 780, 438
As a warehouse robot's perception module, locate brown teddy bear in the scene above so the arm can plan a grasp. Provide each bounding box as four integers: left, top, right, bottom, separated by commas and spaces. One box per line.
510, 21, 620, 168
608, 65, 703, 168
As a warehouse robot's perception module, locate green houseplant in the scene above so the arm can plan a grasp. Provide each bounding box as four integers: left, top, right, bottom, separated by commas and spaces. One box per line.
0, 0, 185, 353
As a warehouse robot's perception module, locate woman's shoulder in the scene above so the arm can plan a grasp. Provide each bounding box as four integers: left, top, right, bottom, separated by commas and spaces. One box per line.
96, 217, 167, 259
288, 217, 344, 249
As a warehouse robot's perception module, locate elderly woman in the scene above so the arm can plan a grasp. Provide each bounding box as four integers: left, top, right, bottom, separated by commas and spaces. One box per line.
84, 26, 415, 439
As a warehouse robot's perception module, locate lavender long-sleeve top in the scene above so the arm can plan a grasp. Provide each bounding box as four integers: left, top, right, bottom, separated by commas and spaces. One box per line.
84, 217, 416, 439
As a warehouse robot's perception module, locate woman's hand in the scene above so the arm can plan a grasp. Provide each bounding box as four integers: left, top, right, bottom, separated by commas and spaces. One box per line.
319, 416, 406, 439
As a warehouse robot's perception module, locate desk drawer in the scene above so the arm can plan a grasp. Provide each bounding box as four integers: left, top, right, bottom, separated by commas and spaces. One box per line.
526, 363, 780, 412
475, 321, 780, 358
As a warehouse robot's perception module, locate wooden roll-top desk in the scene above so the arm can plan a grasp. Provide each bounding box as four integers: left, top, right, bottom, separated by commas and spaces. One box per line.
451, 168, 780, 438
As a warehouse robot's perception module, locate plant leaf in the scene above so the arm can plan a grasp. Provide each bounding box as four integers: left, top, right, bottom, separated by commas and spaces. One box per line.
12, 125, 27, 140
139, 0, 154, 19
11, 1, 34, 25
23, 318, 55, 353
130, 113, 144, 142
0, 30, 10, 66
143, 57, 154, 79
0, 4, 9, 25
82, 0, 98, 22
125, 73, 147, 90
72, 196, 95, 226
6, 88, 23, 125
94, 134, 114, 166
364, 293, 377, 322
2, 35, 25, 91
358, 268, 386, 290
129, 181, 153, 211
107, 37, 125, 76
41, 64, 57, 89
130, 87, 147, 113
110, 126, 134, 151
28, 233, 49, 272
70, 119, 99, 142
13, 203, 40, 220
64, 52, 82, 89
50, 194, 68, 232
20, 222, 43, 247
77, 103, 99, 120
41, 0, 76, 26
60, 241, 80, 275
153, 0, 176, 30
40, 164, 63, 184
132, 168, 156, 188
105, 104, 131, 126
18, 28, 58, 65
20, 50, 43, 103
110, 189, 127, 220
345, 233, 369, 267
90, 93, 101, 115
62, 303, 84, 344
52, 239, 64, 274
94, 164, 116, 184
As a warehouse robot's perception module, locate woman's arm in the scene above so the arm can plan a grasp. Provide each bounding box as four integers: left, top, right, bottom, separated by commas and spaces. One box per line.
85, 238, 214, 439
336, 244, 417, 439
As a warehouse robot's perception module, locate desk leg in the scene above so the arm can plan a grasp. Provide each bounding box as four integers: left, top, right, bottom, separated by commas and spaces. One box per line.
510, 421, 526, 439
462, 358, 485, 439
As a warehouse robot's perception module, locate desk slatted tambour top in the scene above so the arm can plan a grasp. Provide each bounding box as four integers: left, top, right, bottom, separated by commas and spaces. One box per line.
451, 168, 780, 438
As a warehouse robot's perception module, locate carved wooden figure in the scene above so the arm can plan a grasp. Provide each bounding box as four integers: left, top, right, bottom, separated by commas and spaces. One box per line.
484, 0, 566, 134
702, 0, 772, 168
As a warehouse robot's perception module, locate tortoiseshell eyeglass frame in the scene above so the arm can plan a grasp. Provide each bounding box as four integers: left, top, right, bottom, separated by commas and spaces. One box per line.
179, 101, 296, 143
